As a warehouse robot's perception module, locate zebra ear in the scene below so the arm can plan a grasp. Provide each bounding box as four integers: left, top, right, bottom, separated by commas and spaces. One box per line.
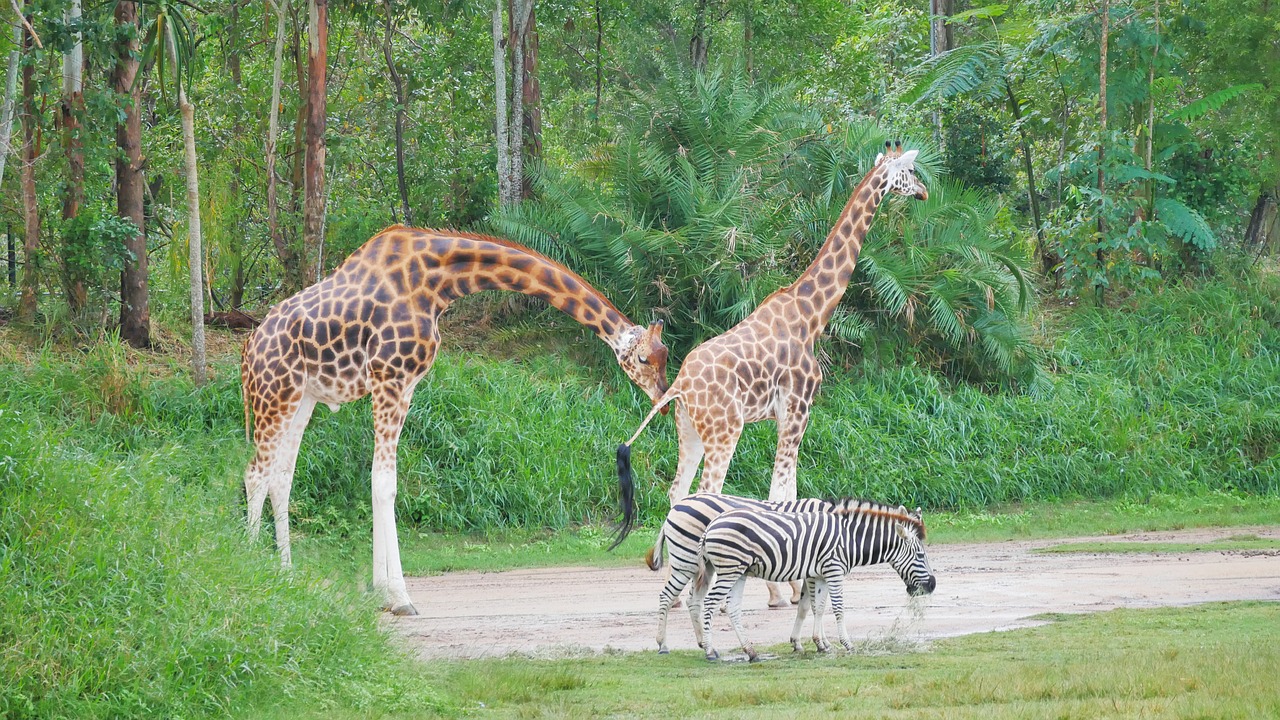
895, 523, 910, 539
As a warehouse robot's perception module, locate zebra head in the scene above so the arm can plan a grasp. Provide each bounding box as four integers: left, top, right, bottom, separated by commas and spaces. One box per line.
888, 506, 935, 597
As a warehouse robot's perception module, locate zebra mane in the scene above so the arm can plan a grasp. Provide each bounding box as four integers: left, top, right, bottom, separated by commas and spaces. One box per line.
827, 497, 927, 540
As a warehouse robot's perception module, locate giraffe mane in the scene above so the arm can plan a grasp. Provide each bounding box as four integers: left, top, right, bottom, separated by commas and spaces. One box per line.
377, 225, 630, 320
827, 497, 927, 540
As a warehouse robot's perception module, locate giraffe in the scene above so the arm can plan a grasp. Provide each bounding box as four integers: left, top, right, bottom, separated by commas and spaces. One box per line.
241, 226, 669, 615
611, 141, 927, 606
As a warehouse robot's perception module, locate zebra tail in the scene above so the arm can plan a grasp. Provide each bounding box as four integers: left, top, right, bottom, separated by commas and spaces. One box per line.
644, 529, 665, 571
691, 554, 713, 596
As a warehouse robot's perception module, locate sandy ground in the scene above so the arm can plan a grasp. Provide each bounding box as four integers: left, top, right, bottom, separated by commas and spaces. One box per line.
389, 526, 1280, 660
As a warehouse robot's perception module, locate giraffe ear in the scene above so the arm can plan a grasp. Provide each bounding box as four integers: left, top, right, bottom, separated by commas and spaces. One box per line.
874, 152, 885, 166
899, 149, 919, 166
648, 319, 664, 340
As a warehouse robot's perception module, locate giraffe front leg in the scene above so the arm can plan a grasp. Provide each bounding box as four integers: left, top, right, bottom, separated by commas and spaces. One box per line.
371, 380, 417, 616
767, 392, 812, 607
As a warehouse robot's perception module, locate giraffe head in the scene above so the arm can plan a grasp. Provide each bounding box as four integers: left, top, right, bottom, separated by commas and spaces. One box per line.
874, 140, 928, 201
617, 320, 670, 406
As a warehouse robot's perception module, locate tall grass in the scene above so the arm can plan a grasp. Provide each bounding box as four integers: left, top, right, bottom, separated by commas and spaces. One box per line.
0, 354, 444, 718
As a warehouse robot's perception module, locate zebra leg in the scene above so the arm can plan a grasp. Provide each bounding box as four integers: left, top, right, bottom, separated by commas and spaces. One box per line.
724, 575, 759, 662
810, 578, 831, 653
789, 578, 816, 653
656, 566, 694, 654
827, 574, 855, 651
700, 569, 741, 661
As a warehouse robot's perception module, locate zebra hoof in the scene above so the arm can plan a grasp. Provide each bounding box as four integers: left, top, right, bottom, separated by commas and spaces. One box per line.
658, 645, 669, 655
791, 641, 804, 654
747, 652, 761, 663
705, 650, 720, 662
389, 602, 419, 617
815, 642, 831, 654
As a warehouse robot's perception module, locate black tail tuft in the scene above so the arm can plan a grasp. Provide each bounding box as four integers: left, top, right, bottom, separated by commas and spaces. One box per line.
608, 443, 636, 551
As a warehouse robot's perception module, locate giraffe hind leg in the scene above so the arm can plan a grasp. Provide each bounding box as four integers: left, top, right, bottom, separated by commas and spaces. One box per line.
267, 395, 317, 567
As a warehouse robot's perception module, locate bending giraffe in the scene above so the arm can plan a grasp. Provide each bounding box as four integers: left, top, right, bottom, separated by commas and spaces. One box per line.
612, 141, 927, 606
241, 226, 669, 615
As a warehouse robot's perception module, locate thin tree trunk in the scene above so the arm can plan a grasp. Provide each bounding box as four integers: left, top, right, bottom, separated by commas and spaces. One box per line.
224, 0, 246, 310
518, 1, 540, 199
1245, 183, 1278, 252
286, 8, 307, 292
493, 0, 511, 207
62, 0, 86, 312
266, 0, 290, 290
594, 0, 602, 123
1096, 0, 1109, 306
165, 24, 206, 384
18, 8, 39, 322
302, 0, 327, 286
382, 0, 412, 224
1144, 0, 1159, 219
0, 22, 20, 190
114, 1, 149, 347
742, 0, 752, 75
689, 0, 709, 71
929, 0, 952, 152
1005, 79, 1048, 274
508, 0, 530, 205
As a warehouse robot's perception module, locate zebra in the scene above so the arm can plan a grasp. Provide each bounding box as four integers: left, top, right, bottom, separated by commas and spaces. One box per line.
647, 492, 838, 653
690, 498, 935, 662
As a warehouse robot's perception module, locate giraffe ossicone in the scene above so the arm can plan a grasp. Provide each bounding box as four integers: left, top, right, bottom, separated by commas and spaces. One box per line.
240, 226, 669, 614
611, 138, 928, 606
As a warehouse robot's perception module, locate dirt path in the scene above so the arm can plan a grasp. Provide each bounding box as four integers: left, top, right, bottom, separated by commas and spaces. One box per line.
389, 526, 1280, 660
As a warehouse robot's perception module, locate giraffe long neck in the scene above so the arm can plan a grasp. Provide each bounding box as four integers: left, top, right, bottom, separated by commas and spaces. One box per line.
419, 231, 638, 353
788, 166, 888, 340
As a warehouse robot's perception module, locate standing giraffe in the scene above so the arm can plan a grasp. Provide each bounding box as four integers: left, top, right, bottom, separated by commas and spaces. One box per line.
241, 226, 669, 615
611, 141, 927, 606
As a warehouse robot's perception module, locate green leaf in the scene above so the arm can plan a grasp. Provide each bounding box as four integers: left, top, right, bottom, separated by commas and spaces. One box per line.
1165, 84, 1263, 122
1154, 198, 1217, 251
948, 4, 1009, 23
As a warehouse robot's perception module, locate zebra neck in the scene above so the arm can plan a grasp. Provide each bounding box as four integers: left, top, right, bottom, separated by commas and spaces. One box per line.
847, 518, 894, 566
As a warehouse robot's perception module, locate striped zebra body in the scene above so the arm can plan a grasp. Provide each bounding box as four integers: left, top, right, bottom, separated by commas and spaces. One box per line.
649, 492, 835, 653
691, 498, 935, 662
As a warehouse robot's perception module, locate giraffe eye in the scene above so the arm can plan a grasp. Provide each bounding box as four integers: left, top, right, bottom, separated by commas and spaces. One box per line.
638, 354, 649, 364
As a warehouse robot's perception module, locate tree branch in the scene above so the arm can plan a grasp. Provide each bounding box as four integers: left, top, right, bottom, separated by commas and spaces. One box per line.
10, 0, 41, 49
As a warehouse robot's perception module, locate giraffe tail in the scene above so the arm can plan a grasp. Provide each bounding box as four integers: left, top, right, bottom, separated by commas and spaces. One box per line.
608, 391, 680, 552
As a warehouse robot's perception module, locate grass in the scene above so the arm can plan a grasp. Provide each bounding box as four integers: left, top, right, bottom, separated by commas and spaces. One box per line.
407, 601, 1280, 719
1036, 534, 1280, 554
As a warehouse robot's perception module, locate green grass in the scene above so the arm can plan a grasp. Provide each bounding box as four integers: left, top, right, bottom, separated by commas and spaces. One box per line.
1036, 535, 1280, 554
407, 601, 1280, 719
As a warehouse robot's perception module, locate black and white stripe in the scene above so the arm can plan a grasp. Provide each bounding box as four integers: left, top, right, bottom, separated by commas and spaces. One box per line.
648, 493, 836, 653
690, 498, 935, 661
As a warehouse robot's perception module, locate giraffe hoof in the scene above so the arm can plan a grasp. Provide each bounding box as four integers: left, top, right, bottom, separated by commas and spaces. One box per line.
389, 602, 419, 617
767, 598, 790, 609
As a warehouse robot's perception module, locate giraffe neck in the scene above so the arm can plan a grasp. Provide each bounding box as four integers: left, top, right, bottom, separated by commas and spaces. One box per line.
419, 231, 639, 354
786, 166, 889, 340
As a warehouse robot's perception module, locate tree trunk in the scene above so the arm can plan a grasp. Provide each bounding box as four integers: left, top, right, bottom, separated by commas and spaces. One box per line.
1144, 0, 1159, 220
689, 0, 709, 71
266, 0, 293, 293
1245, 183, 1278, 252
518, 1, 540, 199
742, 0, 752, 75
507, 0, 530, 206
302, 0, 327, 286
114, 1, 149, 347
1005, 79, 1049, 274
1096, 0, 1109, 306
0, 22, 20, 191
594, 0, 602, 123
382, 0, 412, 224
181, 95, 206, 384
928, 0, 952, 152
62, 0, 87, 312
224, 0, 246, 310
18, 9, 39, 323
493, 0, 511, 207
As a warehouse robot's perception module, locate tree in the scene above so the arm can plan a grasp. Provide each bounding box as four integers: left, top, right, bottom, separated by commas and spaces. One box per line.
114, 0, 149, 348
303, 0, 327, 285
266, 0, 292, 286
515, 0, 540, 198
382, 0, 411, 224
143, 1, 207, 383
61, 0, 86, 312
1096, 0, 1109, 304
17, 1, 38, 322
0, 21, 19, 191
492, 0, 511, 205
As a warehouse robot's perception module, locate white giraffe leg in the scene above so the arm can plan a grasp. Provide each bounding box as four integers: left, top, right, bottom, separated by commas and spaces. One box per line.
766, 393, 810, 607
267, 395, 317, 567
667, 402, 705, 505
370, 376, 419, 616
